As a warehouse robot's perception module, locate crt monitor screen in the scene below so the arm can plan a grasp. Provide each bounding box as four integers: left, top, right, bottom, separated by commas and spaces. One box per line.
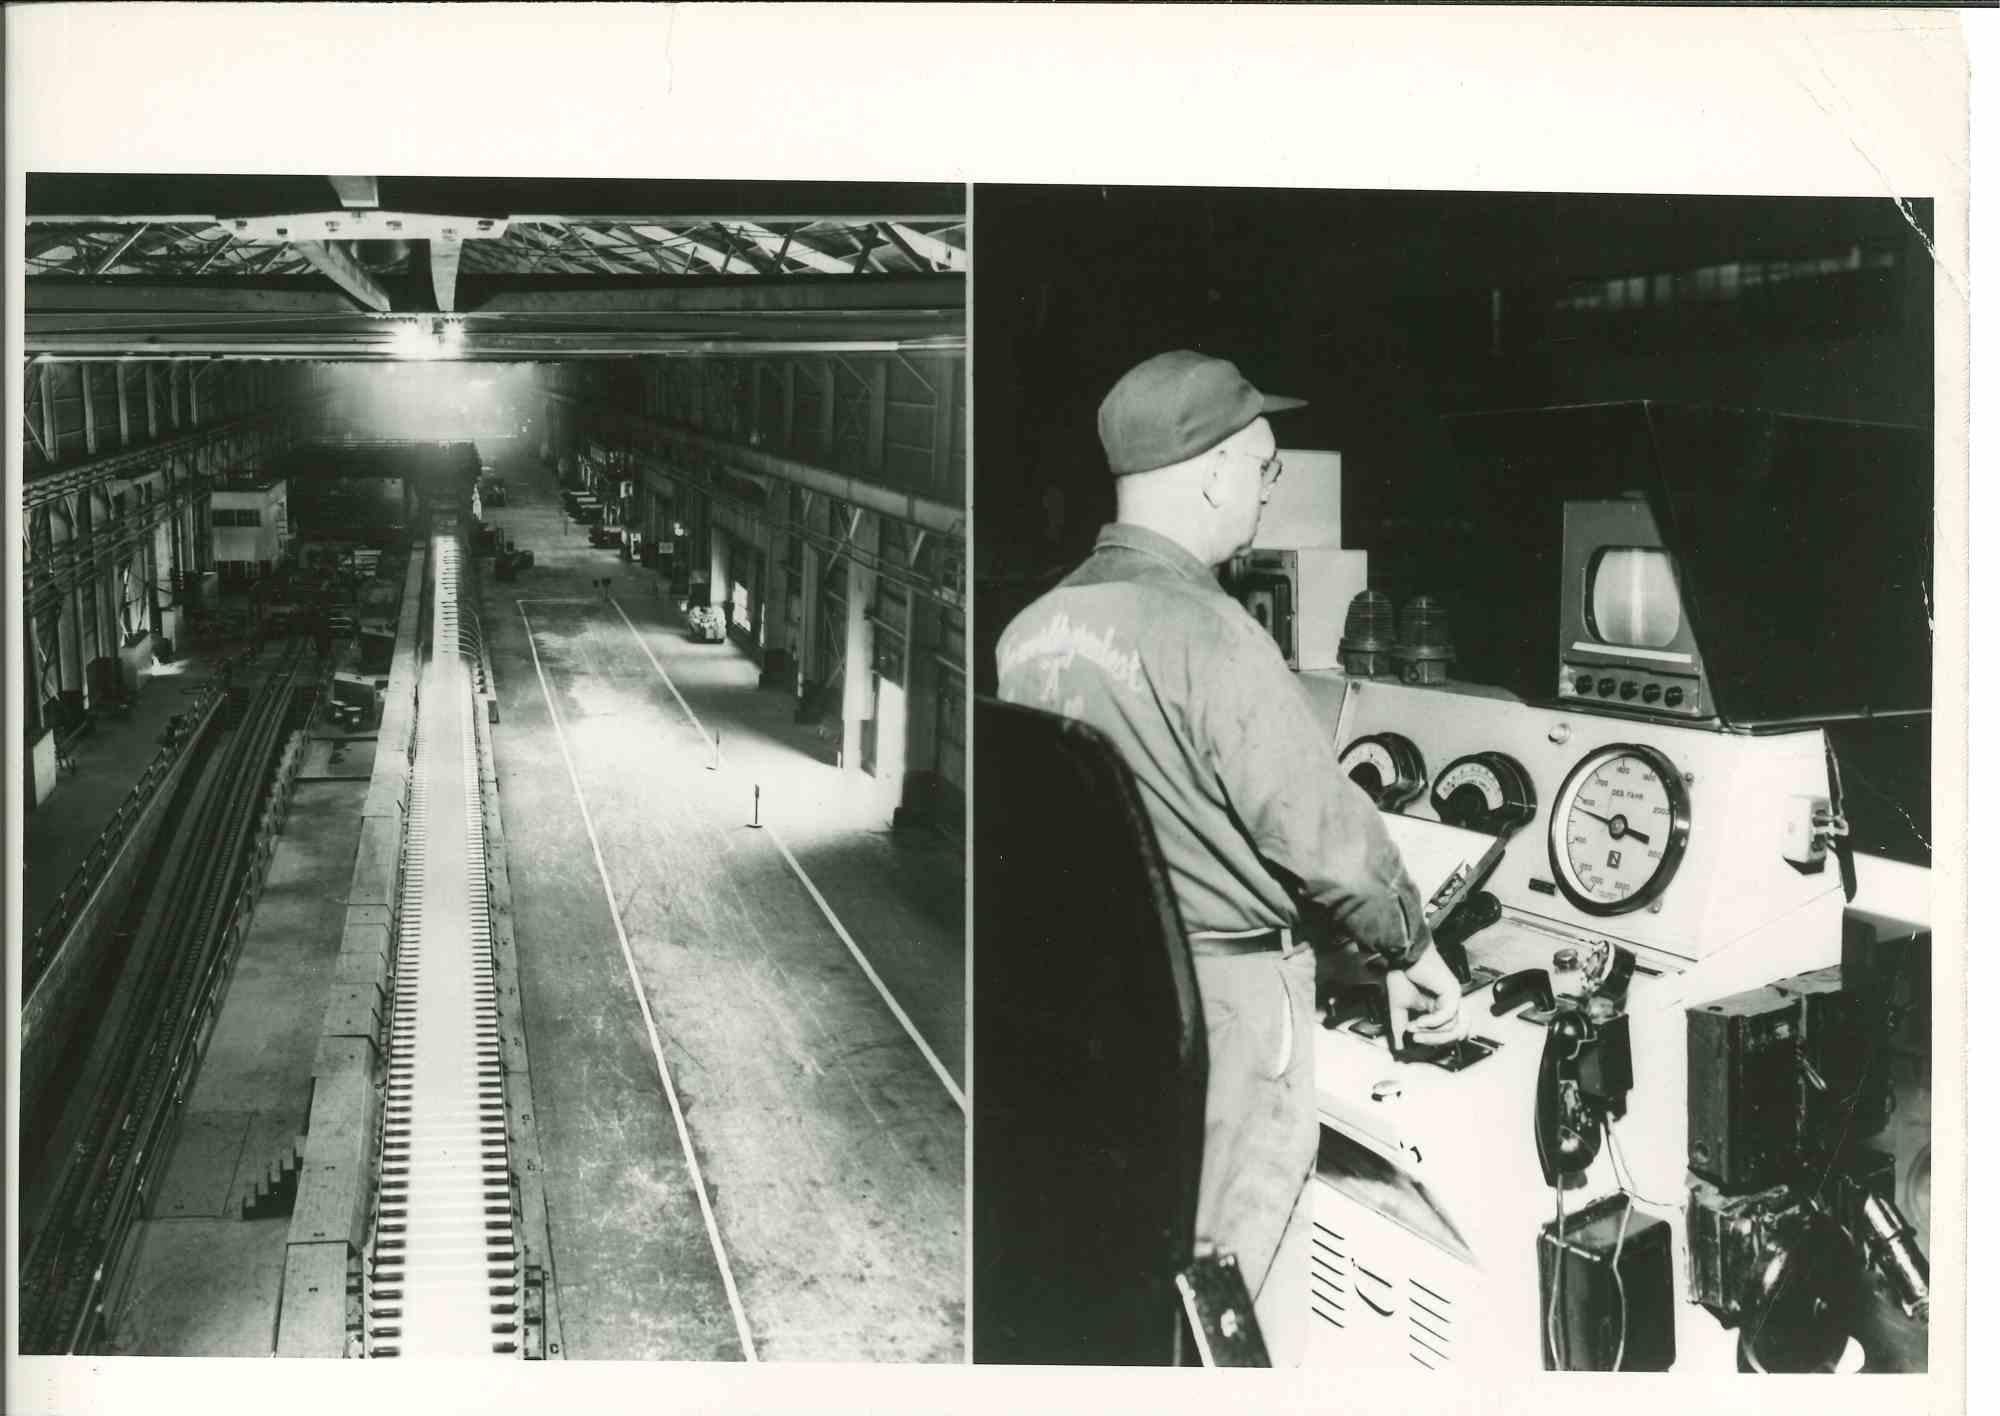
1586, 547, 1683, 650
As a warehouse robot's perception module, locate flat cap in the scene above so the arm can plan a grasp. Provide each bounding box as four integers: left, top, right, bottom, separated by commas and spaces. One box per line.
1096, 350, 1305, 477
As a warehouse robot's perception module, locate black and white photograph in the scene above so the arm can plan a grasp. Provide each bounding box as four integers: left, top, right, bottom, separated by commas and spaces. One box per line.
14, 174, 966, 1363
3, 5, 1982, 1415
974, 185, 1936, 1374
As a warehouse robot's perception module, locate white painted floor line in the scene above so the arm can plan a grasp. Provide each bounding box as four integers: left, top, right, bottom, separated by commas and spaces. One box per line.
610, 597, 967, 1113
607, 598, 712, 742
518, 602, 759, 1363
767, 827, 968, 1113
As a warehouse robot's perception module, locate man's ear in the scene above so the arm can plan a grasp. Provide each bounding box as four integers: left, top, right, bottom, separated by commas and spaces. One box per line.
1200, 457, 1226, 509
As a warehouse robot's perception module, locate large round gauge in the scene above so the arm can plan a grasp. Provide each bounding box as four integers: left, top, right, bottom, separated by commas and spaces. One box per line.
1548, 743, 1691, 915
1431, 751, 1537, 836
1339, 732, 1427, 811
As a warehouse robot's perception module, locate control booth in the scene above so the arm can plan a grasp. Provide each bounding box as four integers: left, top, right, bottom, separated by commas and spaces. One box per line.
1255, 403, 1933, 1374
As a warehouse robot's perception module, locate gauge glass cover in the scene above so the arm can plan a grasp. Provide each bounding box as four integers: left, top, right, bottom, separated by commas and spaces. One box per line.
1338, 732, 1426, 810
1549, 744, 1689, 914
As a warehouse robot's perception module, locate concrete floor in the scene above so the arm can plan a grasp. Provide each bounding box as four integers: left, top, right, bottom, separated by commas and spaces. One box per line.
104, 774, 371, 1354
485, 445, 965, 1362
22, 443, 964, 1363
22, 645, 231, 938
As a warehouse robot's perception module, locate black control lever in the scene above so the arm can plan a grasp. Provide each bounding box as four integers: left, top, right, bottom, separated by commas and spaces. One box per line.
1491, 968, 1554, 1018
1592, 944, 1637, 1009
1430, 889, 1502, 986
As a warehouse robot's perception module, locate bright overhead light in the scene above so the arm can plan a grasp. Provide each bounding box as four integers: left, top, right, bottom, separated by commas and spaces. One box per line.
388, 317, 466, 360
390, 321, 438, 360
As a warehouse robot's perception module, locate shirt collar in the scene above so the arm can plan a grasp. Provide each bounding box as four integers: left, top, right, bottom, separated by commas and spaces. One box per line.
1093, 523, 1220, 586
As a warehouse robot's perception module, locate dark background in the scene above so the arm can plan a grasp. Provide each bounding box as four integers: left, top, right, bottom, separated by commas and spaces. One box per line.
972, 186, 1935, 864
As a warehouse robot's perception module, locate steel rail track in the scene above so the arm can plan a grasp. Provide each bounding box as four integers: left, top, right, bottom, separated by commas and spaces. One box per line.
363, 525, 524, 1357
19, 640, 325, 1354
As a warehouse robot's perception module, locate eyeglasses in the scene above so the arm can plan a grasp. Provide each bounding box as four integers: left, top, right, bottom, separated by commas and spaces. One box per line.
1222, 447, 1284, 486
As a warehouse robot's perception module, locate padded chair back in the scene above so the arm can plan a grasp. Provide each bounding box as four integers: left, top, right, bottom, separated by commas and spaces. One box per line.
973, 696, 1207, 1365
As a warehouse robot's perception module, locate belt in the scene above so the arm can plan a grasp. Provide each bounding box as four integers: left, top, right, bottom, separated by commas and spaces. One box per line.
1188, 927, 1299, 959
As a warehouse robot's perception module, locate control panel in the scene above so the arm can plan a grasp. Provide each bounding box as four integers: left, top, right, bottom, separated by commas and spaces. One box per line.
1301, 673, 1855, 1374
1318, 676, 1842, 987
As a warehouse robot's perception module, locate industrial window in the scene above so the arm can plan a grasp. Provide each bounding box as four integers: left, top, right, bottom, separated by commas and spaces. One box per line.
213, 507, 262, 527
1550, 244, 1897, 316
1506, 240, 1907, 352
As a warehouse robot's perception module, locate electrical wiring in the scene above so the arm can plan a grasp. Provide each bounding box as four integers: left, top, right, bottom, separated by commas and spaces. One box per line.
1609, 1195, 1633, 1371
1606, 1122, 1681, 1212
1546, 1184, 1566, 1370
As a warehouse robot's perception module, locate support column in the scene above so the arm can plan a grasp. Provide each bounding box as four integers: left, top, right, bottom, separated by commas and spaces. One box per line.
763, 502, 793, 686
54, 506, 82, 698
153, 493, 174, 639
81, 364, 100, 456
799, 535, 822, 696
90, 488, 118, 662
903, 582, 934, 788
840, 513, 878, 774
708, 521, 729, 609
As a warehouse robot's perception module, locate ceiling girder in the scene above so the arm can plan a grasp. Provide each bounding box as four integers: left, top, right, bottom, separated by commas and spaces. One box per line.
430, 236, 462, 313
329, 176, 380, 209
291, 241, 395, 312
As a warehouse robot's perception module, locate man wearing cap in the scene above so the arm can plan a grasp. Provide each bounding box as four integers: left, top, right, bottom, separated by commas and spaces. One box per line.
995, 351, 1465, 1365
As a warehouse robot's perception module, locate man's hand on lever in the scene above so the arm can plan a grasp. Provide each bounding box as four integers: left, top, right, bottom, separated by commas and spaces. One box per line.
1386, 945, 1467, 1051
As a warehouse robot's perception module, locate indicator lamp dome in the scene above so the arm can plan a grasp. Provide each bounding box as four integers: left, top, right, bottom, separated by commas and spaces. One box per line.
1340, 590, 1398, 677
1397, 594, 1454, 685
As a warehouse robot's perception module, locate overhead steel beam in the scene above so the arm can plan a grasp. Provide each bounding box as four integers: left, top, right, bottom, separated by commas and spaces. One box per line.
328, 176, 380, 209
28, 284, 363, 314
91, 223, 152, 276
430, 236, 462, 314
745, 227, 850, 276
465, 274, 962, 314
293, 240, 395, 312
887, 223, 968, 274
708, 225, 778, 277
565, 396, 964, 535
20, 402, 321, 510
23, 336, 964, 360
30, 208, 965, 229
502, 210, 963, 228
629, 224, 732, 274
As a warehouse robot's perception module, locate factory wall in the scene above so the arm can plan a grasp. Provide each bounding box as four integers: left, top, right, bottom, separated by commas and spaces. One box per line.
19, 359, 324, 782
546, 351, 967, 832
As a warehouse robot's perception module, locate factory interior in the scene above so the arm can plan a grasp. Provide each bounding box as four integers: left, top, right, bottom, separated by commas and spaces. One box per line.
16, 176, 966, 1362
973, 187, 1935, 1373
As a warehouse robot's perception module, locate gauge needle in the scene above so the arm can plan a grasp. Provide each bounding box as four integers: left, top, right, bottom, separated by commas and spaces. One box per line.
1574, 806, 1652, 845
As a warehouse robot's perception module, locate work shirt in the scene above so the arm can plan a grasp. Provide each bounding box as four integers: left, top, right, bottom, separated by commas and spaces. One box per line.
996, 523, 1431, 966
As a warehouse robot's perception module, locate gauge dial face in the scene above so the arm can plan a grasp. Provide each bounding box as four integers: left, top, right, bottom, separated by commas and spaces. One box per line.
1431, 751, 1536, 835
1548, 743, 1690, 915
1338, 732, 1427, 811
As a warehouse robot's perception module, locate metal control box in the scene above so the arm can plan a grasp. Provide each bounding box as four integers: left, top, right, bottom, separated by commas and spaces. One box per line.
1686, 984, 1802, 1189
1537, 1195, 1676, 1371
1229, 548, 1368, 672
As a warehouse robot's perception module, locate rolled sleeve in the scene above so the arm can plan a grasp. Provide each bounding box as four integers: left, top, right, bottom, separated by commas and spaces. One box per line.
1200, 624, 1433, 967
